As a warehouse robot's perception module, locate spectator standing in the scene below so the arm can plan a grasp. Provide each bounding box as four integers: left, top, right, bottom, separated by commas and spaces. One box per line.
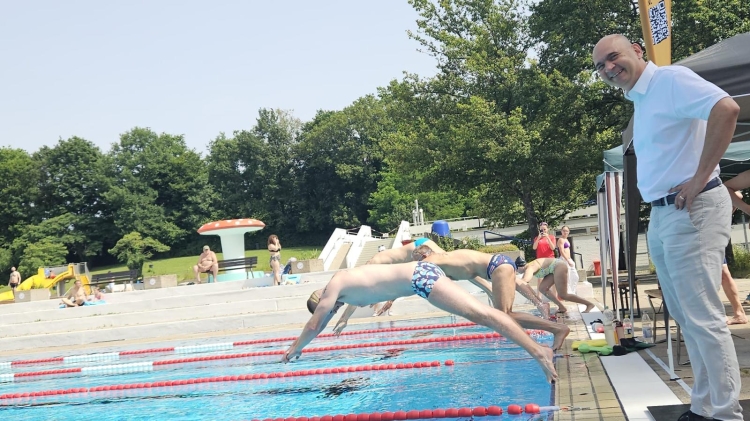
9, 267, 20, 295
593, 34, 741, 420
532, 222, 556, 259
268, 235, 282, 286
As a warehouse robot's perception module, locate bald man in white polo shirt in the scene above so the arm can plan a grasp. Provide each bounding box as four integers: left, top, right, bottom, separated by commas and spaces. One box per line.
593, 35, 741, 421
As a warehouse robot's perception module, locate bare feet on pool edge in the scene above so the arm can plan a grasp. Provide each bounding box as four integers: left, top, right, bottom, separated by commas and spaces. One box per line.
583, 304, 596, 313
534, 346, 558, 383
727, 315, 748, 325
551, 324, 571, 351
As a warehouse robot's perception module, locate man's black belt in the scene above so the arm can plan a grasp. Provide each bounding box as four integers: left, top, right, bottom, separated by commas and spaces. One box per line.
650, 177, 722, 207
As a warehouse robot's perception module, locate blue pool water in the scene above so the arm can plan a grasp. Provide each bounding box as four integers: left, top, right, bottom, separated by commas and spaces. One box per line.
0, 317, 553, 420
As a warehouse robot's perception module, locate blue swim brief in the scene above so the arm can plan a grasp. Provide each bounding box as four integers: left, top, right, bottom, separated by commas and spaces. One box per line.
414, 237, 429, 247
486, 254, 515, 279
411, 262, 446, 299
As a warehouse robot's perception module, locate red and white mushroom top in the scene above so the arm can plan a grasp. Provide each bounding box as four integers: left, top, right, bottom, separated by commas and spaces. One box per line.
197, 219, 265, 234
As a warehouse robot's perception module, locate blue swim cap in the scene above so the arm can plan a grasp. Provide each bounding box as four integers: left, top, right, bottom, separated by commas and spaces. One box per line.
414, 237, 429, 247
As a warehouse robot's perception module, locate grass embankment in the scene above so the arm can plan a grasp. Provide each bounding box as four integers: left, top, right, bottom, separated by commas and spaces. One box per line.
0, 247, 321, 294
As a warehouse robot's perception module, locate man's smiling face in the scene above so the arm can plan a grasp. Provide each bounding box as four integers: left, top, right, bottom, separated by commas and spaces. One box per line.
593, 35, 647, 91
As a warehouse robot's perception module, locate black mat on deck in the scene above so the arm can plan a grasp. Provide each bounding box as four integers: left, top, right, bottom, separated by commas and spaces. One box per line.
647, 399, 750, 420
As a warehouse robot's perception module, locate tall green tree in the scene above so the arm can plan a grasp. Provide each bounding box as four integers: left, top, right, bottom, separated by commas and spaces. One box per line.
10, 213, 102, 264
529, 0, 750, 75
33, 137, 112, 259
17, 240, 68, 279
104, 128, 216, 252
382, 0, 616, 233
0, 148, 39, 243
206, 109, 300, 235
294, 96, 389, 232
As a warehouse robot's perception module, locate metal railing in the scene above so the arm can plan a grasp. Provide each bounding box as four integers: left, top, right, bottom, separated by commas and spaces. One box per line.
482, 230, 531, 245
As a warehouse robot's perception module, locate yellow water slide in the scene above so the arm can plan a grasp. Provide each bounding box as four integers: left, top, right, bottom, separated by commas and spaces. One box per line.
0, 265, 77, 303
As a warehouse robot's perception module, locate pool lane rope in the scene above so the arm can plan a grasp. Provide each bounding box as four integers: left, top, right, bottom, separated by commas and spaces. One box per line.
0, 359, 560, 418
1, 332, 548, 381
3, 324, 550, 372
246, 404, 562, 421
3, 322, 488, 367
0, 360, 445, 400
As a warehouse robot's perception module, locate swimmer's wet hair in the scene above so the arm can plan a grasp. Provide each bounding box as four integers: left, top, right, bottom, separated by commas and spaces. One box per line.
412, 245, 434, 261
307, 291, 320, 314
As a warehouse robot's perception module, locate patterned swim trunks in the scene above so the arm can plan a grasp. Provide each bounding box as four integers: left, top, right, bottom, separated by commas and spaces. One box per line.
411, 262, 446, 299
486, 254, 515, 279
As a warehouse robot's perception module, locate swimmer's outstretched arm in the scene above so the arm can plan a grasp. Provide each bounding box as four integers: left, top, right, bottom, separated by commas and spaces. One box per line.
332, 304, 359, 335
469, 276, 495, 307
283, 286, 341, 363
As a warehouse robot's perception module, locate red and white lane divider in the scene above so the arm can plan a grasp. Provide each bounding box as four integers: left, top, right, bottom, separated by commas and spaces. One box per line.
246, 404, 561, 421
2, 322, 482, 368
0, 360, 445, 400
0, 332, 544, 382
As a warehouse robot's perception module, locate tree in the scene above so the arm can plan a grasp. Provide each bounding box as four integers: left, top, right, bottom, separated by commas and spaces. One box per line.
293, 96, 389, 232
109, 232, 170, 275
10, 213, 102, 264
529, 0, 750, 75
207, 109, 300, 235
381, 0, 617, 233
368, 169, 478, 232
17, 240, 68, 279
104, 127, 216, 253
0, 148, 40, 243
32, 137, 111, 259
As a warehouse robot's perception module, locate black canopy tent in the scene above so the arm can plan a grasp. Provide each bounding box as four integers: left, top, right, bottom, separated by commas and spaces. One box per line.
609, 32, 750, 375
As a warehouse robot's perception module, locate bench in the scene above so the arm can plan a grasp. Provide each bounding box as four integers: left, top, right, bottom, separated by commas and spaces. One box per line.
89, 270, 139, 291
206, 257, 259, 283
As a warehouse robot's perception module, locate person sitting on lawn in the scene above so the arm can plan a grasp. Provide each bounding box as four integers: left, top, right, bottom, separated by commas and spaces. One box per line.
193, 245, 219, 283
61, 280, 88, 307
282, 261, 557, 383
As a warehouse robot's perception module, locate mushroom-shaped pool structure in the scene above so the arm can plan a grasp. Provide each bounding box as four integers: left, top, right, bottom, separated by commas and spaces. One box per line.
197, 219, 266, 270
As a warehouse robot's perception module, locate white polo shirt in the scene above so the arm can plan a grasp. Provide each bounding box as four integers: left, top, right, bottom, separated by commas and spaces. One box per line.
625, 61, 729, 202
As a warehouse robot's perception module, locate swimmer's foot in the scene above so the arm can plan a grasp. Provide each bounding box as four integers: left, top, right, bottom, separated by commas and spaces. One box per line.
727, 315, 748, 325
534, 346, 558, 384
556, 306, 568, 314
583, 304, 596, 313
551, 324, 571, 352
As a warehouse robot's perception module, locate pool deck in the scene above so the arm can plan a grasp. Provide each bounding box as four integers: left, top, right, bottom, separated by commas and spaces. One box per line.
554, 277, 750, 420
5, 277, 750, 420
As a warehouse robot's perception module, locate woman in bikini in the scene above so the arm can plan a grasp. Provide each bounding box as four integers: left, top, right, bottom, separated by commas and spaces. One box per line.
518, 257, 595, 314
557, 225, 580, 295
268, 235, 282, 286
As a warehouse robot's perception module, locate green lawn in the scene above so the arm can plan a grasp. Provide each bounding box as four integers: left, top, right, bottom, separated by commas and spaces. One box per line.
90, 247, 322, 281
0, 246, 322, 295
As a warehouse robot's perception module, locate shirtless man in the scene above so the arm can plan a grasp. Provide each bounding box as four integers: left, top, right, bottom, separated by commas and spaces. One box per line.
409, 248, 569, 351
9, 267, 21, 294
366, 237, 443, 265
61, 280, 88, 307
282, 261, 557, 383
518, 258, 596, 314
193, 245, 218, 283
334, 237, 445, 325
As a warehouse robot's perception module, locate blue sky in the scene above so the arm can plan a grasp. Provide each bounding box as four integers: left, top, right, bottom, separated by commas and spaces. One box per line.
0, 1, 438, 154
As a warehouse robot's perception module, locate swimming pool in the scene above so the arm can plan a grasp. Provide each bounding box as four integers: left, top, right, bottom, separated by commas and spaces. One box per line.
0, 316, 554, 420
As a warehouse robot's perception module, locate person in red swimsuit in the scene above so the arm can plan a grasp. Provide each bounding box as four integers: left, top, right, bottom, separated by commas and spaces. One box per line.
532, 222, 556, 259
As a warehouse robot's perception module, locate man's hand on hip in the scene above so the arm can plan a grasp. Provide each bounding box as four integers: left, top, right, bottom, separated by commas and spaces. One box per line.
670, 176, 709, 211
